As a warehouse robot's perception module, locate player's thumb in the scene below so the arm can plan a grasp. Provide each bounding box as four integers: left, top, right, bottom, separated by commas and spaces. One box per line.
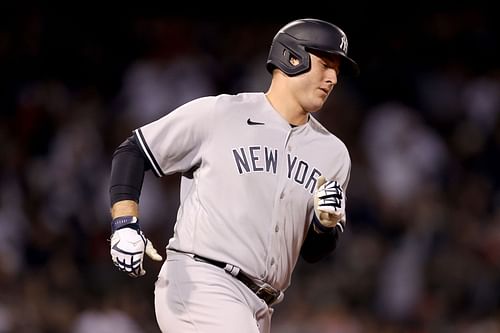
145, 239, 163, 261
316, 175, 327, 190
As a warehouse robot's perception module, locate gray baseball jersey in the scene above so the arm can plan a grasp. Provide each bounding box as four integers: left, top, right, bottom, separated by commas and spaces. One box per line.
134, 92, 351, 291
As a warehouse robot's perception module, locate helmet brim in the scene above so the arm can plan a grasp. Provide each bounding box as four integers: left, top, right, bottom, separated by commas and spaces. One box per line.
307, 47, 360, 77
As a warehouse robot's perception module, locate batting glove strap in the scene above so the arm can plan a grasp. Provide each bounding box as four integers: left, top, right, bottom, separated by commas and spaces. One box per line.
336, 219, 346, 233
111, 215, 141, 233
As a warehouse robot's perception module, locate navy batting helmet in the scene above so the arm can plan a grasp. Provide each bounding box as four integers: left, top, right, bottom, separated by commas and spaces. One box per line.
266, 18, 360, 77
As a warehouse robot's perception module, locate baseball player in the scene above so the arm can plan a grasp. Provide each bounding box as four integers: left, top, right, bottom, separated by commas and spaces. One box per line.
108, 18, 359, 333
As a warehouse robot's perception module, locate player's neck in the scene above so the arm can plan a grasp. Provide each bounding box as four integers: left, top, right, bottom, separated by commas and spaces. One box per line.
265, 87, 308, 126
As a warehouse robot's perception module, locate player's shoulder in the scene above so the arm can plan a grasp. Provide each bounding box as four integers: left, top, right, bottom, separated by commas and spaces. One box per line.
188, 92, 263, 106
309, 115, 344, 141
309, 115, 350, 153
214, 92, 264, 104
175, 93, 264, 118
208, 92, 266, 114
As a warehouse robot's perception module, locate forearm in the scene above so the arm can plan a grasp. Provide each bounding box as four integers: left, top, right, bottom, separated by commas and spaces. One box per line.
302, 175, 347, 262
109, 135, 150, 216
300, 217, 341, 263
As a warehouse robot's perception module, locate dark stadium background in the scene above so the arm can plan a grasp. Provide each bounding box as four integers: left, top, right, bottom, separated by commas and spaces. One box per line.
0, 3, 499, 332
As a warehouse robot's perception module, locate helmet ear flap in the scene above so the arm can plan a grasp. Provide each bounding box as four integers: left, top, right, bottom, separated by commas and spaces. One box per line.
266, 33, 311, 76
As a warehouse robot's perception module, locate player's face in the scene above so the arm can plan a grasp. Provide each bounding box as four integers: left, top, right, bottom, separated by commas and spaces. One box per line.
290, 52, 341, 113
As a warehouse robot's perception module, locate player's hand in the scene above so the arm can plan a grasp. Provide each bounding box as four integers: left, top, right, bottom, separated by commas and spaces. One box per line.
110, 218, 163, 278
313, 176, 346, 232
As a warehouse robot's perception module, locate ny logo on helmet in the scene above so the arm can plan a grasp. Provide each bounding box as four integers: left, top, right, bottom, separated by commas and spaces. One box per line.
340, 35, 348, 53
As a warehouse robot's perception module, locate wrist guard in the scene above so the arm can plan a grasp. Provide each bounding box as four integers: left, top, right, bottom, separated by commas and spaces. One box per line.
111, 215, 141, 233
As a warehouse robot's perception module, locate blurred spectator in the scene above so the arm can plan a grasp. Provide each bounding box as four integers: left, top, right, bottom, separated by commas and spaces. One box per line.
360, 102, 449, 207
116, 18, 216, 127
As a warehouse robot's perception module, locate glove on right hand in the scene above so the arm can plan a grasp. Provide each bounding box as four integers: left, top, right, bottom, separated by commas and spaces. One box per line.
110, 217, 163, 278
313, 176, 346, 231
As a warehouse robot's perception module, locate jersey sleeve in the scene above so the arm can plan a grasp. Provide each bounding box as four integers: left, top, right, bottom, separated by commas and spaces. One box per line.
134, 96, 216, 177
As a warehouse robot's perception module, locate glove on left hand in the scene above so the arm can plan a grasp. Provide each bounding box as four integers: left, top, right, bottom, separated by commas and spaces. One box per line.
110, 217, 163, 278
314, 176, 346, 232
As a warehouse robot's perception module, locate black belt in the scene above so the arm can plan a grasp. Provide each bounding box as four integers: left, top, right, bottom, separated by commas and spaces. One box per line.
192, 254, 282, 306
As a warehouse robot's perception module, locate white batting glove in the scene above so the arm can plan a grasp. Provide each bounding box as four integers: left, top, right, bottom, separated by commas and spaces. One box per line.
313, 176, 346, 232
110, 216, 163, 278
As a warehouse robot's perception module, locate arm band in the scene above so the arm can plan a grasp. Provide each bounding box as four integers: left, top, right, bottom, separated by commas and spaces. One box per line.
109, 135, 151, 206
300, 215, 340, 263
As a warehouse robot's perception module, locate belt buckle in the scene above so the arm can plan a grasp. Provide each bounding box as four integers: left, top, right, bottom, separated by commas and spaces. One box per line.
255, 283, 281, 306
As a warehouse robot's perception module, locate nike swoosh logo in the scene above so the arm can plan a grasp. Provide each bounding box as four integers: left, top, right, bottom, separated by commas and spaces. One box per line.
247, 118, 265, 125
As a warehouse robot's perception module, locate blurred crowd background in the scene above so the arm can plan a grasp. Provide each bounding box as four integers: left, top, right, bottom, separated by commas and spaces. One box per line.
1, 4, 499, 333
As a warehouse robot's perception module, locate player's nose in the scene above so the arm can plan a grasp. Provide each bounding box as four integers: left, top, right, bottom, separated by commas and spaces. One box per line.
325, 69, 338, 86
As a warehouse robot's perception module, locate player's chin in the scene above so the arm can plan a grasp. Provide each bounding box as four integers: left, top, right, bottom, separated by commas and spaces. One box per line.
307, 97, 327, 112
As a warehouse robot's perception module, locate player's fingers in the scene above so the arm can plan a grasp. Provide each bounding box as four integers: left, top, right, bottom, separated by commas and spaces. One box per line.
318, 204, 343, 214
145, 240, 163, 261
316, 175, 326, 190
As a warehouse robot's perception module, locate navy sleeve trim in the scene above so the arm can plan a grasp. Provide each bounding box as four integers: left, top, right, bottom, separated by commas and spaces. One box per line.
134, 128, 165, 177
